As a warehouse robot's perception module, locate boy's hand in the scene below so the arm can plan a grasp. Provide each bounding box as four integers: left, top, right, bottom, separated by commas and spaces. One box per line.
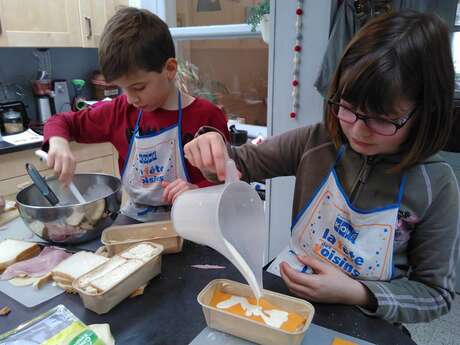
184, 132, 229, 182
280, 255, 374, 307
47, 137, 76, 187
0, 195, 5, 214
162, 179, 197, 204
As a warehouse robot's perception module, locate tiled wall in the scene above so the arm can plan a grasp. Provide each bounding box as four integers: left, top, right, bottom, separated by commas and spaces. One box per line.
0, 48, 99, 121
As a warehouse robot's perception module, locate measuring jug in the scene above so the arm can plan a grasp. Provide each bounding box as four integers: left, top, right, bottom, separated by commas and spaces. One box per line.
171, 160, 266, 299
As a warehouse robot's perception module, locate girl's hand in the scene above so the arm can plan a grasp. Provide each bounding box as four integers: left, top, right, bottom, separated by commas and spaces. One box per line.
184, 132, 229, 181
280, 255, 373, 306
47, 137, 76, 187
162, 179, 198, 204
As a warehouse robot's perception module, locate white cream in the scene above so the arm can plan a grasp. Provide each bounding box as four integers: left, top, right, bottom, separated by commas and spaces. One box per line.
216, 295, 289, 329
224, 240, 262, 300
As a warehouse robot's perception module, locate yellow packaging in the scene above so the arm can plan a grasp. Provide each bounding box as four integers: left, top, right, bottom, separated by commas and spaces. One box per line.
44, 321, 104, 345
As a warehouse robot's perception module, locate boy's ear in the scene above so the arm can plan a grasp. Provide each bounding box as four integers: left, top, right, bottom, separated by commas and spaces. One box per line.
164, 58, 177, 80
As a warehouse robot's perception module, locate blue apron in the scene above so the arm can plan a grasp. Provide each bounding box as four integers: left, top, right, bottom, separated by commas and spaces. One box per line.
268, 146, 406, 281
121, 91, 189, 222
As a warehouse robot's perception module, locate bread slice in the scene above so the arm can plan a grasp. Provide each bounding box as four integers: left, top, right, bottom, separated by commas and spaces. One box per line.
0, 239, 41, 273
52, 251, 108, 282
120, 243, 162, 262
78, 256, 127, 289
56, 281, 78, 294
88, 259, 144, 293
52, 275, 73, 285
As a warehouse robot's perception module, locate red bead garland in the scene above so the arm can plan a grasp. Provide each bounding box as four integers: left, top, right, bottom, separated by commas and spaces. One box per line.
290, 0, 304, 120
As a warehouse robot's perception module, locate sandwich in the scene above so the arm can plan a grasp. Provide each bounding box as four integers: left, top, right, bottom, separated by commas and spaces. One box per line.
51, 251, 108, 293
0, 239, 41, 273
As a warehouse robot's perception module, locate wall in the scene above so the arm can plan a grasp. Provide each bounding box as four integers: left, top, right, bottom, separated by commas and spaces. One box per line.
0, 48, 99, 121
267, 0, 332, 260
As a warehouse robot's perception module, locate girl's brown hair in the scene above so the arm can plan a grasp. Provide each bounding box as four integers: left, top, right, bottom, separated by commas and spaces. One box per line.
99, 7, 175, 83
324, 10, 454, 172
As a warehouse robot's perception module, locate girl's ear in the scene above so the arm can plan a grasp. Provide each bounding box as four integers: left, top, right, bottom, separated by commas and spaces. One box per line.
164, 58, 177, 81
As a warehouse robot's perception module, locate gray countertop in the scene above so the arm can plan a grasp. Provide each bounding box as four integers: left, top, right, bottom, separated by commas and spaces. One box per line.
0, 220, 416, 345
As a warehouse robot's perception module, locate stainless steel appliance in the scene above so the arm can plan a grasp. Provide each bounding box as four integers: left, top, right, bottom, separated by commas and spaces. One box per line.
32, 79, 55, 124
16, 173, 122, 244
53, 80, 71, 113
36, 96, 53, 123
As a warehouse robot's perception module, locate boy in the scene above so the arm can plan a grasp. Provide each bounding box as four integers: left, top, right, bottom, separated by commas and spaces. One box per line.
43, 7, 229, 224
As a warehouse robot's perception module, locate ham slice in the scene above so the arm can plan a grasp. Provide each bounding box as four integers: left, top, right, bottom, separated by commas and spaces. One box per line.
0, 246, 72, 280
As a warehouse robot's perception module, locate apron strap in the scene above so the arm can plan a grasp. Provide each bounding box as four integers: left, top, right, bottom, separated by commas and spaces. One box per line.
176, 90, 191, 182
121, 109, 143, 176
134, 109, 143, 132
335, 145, 346, 164
397, 174, 407, 205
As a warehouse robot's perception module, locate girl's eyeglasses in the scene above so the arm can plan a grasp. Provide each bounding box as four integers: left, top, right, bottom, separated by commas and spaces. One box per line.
327, 100, 417, 136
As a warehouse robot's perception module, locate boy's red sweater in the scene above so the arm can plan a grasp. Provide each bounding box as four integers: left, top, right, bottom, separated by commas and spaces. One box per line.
43, 95, 230, 187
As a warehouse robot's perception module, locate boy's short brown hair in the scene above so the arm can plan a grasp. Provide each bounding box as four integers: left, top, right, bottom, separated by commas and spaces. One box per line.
99, 7, 175, 82
324, 10, 455, 172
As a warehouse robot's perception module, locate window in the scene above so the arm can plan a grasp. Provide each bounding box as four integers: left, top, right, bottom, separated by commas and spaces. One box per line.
168, 0, 269, 126
176, 38, 268, 126
454, 0, 460, 92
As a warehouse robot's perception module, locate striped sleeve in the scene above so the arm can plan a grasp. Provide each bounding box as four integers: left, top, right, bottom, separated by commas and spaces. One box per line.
359, 163, 460, 323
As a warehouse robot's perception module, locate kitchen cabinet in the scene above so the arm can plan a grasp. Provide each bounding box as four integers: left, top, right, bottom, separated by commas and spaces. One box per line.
0, 0, 128, 48
0, 142, 118, 201
0, 0, 82, 47
79, 0, 129, 47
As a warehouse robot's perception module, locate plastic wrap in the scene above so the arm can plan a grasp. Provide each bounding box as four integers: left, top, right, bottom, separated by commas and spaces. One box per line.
0, 304, 106, 345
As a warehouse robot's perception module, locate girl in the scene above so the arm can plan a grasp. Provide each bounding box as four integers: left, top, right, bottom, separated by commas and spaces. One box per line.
183, 10, 459, 324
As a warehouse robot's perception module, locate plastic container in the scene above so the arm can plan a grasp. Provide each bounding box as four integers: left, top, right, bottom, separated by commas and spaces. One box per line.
73, 242, 163, 314
197, 279, 315, 345
172, 160, 266, 299
101, 221, 183, 255
3, 108, 24, 134
91, 72, 120, 100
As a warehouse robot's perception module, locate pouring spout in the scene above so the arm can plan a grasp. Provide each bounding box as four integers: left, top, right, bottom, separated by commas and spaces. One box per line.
225, 159, 239, 184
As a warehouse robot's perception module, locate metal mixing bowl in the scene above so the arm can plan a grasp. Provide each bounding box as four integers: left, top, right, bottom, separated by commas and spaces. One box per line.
16, 173, 122, 244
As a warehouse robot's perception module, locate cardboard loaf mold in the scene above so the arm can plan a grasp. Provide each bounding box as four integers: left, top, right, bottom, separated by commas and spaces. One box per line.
73, 242, 163, 314
101, 221, 183, 256
197, 279, 315, 345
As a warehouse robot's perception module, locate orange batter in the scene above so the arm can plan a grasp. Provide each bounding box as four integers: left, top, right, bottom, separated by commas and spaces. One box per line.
210, 289, 306, 332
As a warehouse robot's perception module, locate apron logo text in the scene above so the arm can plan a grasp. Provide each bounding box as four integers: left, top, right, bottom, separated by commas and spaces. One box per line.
138, 151, 157, 164
334, 216, 358, 244
320, 227, 365, 277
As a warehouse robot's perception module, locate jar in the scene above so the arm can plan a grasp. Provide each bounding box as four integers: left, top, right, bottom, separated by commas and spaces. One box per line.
90, 71, 120, 100
3, 109, 24, 134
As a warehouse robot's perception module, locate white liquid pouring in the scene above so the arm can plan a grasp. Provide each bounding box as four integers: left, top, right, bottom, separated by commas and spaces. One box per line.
216, 295, 289, 329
